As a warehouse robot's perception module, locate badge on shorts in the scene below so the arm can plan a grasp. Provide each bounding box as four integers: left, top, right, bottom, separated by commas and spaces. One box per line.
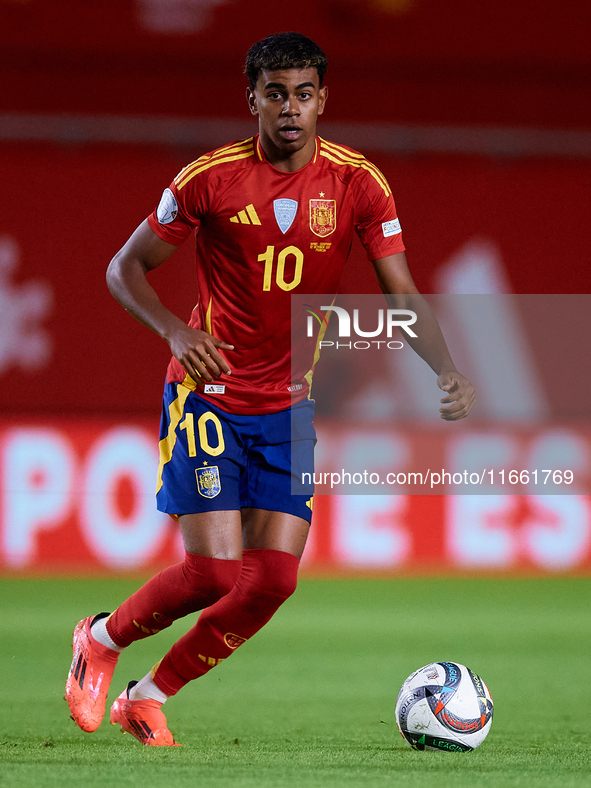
309, 199, 336, 237
195, 465, 221, 498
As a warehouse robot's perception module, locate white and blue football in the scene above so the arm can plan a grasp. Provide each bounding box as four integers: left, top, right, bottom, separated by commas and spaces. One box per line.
395, 662, 493, 752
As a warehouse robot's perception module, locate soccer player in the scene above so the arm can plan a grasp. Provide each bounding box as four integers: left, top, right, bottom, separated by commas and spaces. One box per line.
65, 32, 475, 747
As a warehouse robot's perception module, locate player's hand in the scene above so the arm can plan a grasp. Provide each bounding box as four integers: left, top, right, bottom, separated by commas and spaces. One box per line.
437, 370, 475, 421
168, 325, 234, 384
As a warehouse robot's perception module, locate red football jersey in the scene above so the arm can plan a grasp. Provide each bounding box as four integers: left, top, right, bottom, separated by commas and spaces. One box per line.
147, 134, 405, 414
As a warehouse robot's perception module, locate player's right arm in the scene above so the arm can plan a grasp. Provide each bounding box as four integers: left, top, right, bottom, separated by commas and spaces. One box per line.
106, 219, 234, 383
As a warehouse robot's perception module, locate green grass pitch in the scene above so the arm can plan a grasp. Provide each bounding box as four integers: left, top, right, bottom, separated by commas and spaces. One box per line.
1, 575, 590, 787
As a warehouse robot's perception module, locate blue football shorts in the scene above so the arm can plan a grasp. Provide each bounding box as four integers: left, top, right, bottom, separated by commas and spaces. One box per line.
156, 383, 316, 522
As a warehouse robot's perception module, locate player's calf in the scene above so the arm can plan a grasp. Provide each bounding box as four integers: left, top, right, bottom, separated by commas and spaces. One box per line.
105, 553, 242, 647
150, 548, 300, 696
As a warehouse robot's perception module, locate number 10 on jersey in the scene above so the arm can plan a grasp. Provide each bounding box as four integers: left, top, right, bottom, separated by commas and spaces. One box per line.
259, 245, 304, 292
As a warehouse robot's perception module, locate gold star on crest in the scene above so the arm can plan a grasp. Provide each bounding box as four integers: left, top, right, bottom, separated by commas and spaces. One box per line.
319, 191, 325, 197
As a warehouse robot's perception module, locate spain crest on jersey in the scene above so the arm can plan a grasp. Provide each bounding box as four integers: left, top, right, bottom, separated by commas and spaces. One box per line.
309, 199, 336, 237
195, 465, 221, 498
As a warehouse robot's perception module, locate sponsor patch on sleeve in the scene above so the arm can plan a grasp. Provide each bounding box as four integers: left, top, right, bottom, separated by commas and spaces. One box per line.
156, 188, 179, 225
382, 218, 402, 237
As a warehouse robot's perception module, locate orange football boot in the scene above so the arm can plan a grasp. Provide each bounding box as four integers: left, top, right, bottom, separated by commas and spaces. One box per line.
65, 614, 119, 732
110, 683, 180, 747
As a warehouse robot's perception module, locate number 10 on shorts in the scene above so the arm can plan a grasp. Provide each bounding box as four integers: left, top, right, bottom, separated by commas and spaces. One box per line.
180, 412, 225, 457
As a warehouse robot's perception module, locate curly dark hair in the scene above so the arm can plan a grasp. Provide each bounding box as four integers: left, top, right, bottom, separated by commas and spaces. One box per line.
244, 32, 328, 89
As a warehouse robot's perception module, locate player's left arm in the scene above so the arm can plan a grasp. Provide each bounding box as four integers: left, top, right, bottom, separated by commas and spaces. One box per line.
372, 252, 476, 420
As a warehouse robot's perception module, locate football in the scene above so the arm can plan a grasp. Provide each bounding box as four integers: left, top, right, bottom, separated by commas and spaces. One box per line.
395, 662, 493, 752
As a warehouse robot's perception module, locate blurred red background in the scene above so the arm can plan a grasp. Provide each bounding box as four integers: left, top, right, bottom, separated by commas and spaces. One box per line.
1, 0, 589, 574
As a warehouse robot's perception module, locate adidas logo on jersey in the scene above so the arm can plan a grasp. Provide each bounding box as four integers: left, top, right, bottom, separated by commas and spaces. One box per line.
230, 204, 261, 225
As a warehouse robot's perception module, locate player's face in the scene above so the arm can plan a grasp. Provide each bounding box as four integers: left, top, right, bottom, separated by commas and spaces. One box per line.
247, 67, 328, 171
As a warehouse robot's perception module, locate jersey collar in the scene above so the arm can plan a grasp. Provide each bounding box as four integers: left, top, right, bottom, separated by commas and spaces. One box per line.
255, 134, 319, 171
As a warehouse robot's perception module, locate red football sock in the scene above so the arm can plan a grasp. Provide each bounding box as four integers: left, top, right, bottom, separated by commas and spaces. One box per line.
106, 552, 242, 648
152, 548, 299, 696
